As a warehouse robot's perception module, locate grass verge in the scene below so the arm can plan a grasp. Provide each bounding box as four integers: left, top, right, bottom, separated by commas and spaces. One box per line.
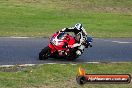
0, 63, 131, 88
0, 0, 132, 37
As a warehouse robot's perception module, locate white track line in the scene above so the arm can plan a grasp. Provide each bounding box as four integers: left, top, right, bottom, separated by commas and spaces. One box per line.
0, 64, 36, 67
46, 63, 57, 65
10, 37, 30, 38
0, 65, 15, 67
98, 39, 132, 44
84, 62, 100, 64
0, 62, 101, 67
112, 41, 132, 44
18, 64, 36, 67
1, 37, 30, 39
0, 62, 130, 67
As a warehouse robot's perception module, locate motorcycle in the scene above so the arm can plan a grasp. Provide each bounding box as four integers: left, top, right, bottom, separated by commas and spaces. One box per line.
39, 32, 93, 60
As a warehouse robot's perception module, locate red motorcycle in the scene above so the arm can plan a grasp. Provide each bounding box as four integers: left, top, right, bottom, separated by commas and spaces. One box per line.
39, 32, 93, 60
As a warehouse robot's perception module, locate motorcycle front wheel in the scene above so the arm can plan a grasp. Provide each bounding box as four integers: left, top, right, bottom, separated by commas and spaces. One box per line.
39, 46, 50, 60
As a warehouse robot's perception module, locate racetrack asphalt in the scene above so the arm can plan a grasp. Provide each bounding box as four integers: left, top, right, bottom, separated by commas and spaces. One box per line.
0, 37, 132, 65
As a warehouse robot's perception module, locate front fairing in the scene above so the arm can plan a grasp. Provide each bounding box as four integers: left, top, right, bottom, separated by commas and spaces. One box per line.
49, 32, 76, 55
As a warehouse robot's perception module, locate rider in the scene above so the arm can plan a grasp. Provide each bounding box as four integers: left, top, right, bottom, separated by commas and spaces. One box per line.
60, 23, 88, 56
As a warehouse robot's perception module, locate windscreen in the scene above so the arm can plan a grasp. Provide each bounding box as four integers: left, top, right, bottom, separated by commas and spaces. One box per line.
57, 32, 66, 39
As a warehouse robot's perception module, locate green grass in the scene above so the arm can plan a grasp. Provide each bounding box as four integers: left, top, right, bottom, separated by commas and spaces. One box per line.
0, 63, 132, 88
0, 0, 132, 37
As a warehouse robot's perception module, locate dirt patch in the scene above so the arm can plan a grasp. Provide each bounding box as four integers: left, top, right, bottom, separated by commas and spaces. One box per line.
0, 65, 28, 72
92, 7, 132, 13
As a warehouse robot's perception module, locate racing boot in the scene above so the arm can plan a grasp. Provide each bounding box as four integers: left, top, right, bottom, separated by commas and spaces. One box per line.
76, 50, 82, 56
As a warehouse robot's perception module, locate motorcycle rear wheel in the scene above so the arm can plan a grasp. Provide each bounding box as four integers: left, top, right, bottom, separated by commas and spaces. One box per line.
67, 48, 78, 60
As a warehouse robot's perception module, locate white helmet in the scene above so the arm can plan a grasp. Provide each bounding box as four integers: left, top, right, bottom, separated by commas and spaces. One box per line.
74, 23, 83, 30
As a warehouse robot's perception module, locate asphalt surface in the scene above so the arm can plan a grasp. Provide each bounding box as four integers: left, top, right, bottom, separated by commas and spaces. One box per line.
0, 38, 132, 65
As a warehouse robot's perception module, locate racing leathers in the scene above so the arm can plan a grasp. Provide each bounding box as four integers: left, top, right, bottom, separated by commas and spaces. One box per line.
60, 27, 88, 56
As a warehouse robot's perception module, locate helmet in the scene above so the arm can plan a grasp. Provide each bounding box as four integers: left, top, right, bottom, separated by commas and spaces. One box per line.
74, 23, 83, 30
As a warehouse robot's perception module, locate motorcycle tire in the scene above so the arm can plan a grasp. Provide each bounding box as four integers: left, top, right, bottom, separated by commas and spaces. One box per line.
39, 46, 50, 60
68, 48, 78, 60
